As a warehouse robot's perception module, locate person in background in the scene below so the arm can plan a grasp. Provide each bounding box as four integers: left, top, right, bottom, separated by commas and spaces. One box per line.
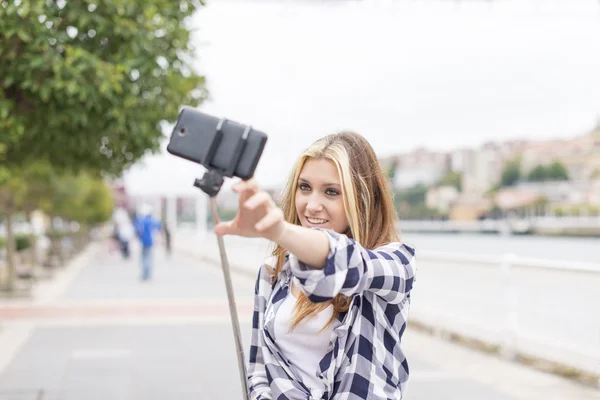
112, 207, 135, 259
134, 204, 162, 281
117, 220, 135, 259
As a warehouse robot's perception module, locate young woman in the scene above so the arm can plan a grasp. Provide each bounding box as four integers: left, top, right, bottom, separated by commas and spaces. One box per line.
215, 132, 417, 400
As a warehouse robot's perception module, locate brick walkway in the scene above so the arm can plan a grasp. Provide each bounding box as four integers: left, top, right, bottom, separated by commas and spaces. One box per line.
0, 301, 253, 320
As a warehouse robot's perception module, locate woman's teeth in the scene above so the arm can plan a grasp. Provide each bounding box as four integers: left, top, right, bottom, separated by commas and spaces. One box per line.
307, 217, 328, 224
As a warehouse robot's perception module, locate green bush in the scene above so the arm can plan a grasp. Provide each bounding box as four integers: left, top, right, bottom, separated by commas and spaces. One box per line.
15, 235, 31, 252
0, 236, 29, 251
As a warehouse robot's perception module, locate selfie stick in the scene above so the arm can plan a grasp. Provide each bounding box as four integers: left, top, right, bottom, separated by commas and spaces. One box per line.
192, 120, 251, 400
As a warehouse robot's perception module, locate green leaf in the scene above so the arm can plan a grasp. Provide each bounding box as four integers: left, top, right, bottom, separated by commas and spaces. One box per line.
16, 30, 32, 42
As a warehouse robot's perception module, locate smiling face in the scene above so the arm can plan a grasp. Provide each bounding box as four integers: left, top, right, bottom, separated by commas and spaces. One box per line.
294, 158, 349, 234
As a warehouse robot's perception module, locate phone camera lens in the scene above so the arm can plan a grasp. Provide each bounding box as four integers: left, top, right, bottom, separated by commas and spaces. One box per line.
178, 127, 187, 137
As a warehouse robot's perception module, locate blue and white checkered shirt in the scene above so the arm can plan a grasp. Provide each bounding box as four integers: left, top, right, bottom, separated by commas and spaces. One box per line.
248, 228, 417, 400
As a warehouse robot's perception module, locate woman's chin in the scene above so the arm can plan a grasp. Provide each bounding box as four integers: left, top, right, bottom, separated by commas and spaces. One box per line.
307, 223, 330, 230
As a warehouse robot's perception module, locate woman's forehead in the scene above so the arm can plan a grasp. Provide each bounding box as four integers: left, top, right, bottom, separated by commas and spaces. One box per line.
299, 158, 340, 184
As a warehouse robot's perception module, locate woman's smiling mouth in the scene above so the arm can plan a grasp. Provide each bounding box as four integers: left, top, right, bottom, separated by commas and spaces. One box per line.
306, 216, 329, 225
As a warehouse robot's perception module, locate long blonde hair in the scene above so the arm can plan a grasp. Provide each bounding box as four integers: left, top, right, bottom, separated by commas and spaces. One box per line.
271, 132, 400, 331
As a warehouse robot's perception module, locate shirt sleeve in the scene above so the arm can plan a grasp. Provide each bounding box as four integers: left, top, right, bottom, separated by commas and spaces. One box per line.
289, 228, 416, 304
248, 265, 273, 400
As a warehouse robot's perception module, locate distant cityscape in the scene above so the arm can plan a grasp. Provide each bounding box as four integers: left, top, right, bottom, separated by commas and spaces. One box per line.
379, 123, 600, 221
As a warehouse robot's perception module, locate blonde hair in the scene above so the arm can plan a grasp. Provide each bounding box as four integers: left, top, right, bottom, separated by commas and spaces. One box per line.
271, 132, 400, 331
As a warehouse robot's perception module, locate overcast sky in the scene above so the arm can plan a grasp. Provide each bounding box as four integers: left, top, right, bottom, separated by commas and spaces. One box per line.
124, 0, 600, 196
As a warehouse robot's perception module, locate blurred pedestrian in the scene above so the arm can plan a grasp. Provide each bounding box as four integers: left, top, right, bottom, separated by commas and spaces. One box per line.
117, 221, 135, 259
112, 207, 135, 259
134, 204, 162, 281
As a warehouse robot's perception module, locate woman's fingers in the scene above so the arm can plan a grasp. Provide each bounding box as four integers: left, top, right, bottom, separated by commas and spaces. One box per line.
255, 208, 284, 232
244, 191, 273, 210
232, 178, 259, 193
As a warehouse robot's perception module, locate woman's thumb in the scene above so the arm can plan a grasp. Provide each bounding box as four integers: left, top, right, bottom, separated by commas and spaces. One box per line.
214, 220, 234, 236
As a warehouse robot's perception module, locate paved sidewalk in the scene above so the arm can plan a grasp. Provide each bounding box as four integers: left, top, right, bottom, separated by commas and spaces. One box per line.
0, 238, 596, 399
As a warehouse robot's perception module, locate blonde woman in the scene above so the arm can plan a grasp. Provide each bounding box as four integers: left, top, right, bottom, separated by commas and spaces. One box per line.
215, 132, 417, 400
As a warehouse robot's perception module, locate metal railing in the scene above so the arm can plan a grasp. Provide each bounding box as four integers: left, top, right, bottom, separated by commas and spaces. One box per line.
398, 217, 600, 234
410, 250, 600, 379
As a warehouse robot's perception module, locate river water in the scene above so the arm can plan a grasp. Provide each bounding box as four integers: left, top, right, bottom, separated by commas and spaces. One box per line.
402, 232, 600, 264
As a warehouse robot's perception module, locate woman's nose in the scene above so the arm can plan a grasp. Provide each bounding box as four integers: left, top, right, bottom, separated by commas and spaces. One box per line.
306, 197, 324, 212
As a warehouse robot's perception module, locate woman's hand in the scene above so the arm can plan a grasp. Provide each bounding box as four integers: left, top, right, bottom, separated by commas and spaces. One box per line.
214, 178, 287, 242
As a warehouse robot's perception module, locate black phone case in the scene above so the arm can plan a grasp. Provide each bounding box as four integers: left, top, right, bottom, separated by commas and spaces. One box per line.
167, 108, 268, 180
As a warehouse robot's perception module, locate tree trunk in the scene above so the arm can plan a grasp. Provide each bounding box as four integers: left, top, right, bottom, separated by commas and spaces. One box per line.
4, 207, 16, 292
26, 214, 38, 268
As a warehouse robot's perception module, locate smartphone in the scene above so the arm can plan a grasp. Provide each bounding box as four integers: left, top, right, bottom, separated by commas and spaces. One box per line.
167, 108, 268, 180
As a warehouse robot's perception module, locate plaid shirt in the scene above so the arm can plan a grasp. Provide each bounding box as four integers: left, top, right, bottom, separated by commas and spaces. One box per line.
248, 228, 417, 400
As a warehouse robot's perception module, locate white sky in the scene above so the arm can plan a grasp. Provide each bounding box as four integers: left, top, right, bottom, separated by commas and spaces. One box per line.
124, 0, 600, 196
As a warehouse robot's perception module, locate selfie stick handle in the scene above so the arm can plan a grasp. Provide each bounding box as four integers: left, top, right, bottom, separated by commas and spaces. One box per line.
209, 196, 249, 400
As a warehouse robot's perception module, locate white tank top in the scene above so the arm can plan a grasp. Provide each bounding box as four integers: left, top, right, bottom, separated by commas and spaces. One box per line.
274, 281, 335, 396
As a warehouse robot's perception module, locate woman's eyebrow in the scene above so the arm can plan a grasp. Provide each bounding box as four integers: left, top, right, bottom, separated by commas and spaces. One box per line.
299, 177, 341, 187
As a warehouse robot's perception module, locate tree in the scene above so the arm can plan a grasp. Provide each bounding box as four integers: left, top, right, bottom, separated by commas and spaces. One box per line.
394, 183, 428, 208
1, 1, 206, 174
14, 162, 57, 270
0, 170, 26, 291
527, 162, 569, 182
80, 176, 114, 226
35, 169, 113, 227
547, 161, 569, 181
60, 172, 114, 226
527, 165, 548, 182
500, 157, 521, 187
439, 171, 462, 191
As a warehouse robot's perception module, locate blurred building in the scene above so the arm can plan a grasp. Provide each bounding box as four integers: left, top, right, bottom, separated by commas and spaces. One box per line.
461, 140, 529, 196
494, 187, 541, 211
521, 125, 600, 182
448, 195, 492, 221
391, 148, 450, 189
426, 185, 459, 214
513, 181, 586, 204
449, 148, 471, 174
588, 179, 600, 205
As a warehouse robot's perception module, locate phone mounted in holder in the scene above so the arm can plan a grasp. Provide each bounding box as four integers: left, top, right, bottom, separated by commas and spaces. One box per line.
193, 118, 252, 197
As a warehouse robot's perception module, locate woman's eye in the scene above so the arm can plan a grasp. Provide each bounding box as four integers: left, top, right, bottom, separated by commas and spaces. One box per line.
326, 189, 340, 196
299, 183, 310, 191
